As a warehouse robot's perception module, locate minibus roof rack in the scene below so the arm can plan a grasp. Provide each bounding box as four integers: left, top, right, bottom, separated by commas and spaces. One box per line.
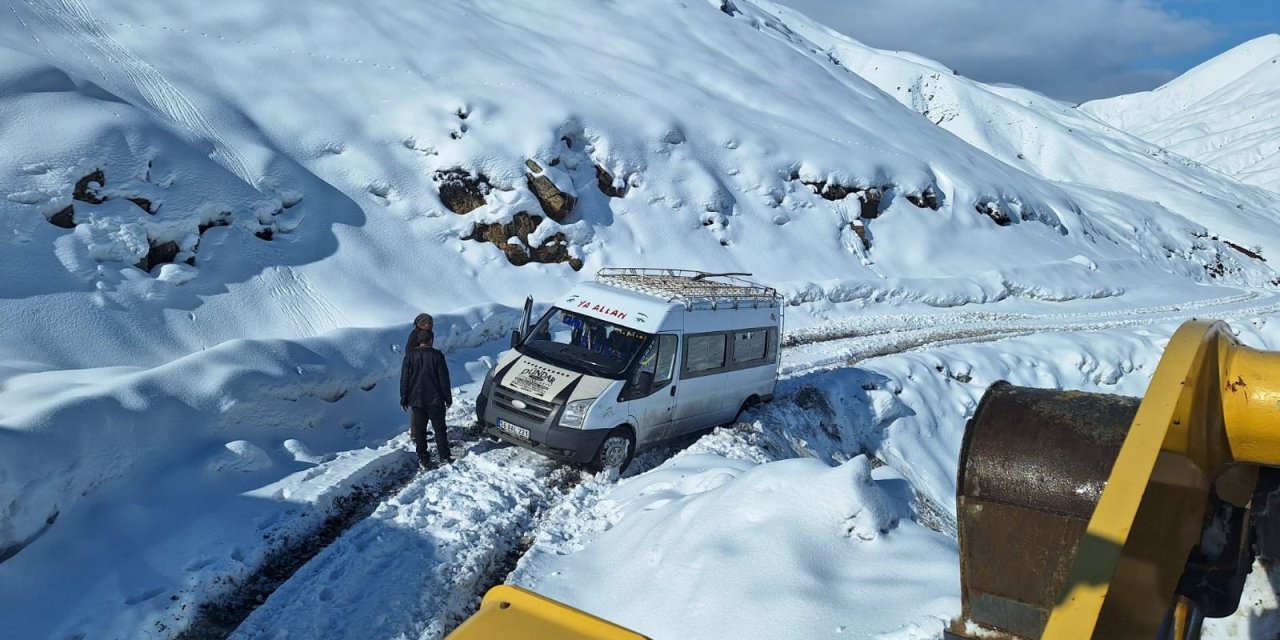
594, 268, 782, 310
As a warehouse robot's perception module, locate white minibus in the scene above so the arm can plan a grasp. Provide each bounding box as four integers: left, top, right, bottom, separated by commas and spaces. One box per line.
476, 268, 783, 471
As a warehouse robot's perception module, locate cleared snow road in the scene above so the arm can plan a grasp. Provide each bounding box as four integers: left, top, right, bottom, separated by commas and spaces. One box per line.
226, 443, 580, 640
783, 290, 1278, 372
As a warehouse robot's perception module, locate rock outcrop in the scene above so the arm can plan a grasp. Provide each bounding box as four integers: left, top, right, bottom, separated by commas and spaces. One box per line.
433, 168, 489, 214
525, 159, 576, 221
595, 164, 626, 198
466, 212, 582, 271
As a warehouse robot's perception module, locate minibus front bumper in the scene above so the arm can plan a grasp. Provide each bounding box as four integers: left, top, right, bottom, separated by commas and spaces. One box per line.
484, 422, 609, 465
481, 385, 610, 464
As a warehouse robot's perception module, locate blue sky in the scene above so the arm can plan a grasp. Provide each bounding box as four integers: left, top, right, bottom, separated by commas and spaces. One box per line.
1157, 1, 1280, 72
772, 0, 1280, 103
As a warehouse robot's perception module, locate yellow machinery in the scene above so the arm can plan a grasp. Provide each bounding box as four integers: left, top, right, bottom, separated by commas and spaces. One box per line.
447, 585, 649, 639
948, 320, 1280, 639
450, 320, 1280, 639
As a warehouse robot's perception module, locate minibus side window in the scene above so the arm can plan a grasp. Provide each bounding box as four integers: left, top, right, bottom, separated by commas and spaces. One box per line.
725, 327, 778, 370
621, 334, 677, 400
685, 333, 727, 377
732, 329, 768, 364
654, 334, 677, 384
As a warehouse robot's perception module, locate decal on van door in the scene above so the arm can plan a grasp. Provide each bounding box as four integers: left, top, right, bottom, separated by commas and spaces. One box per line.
504, 359, 580, 401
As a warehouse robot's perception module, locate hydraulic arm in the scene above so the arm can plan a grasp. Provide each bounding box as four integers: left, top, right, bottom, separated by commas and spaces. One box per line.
948, 320, 1280, 639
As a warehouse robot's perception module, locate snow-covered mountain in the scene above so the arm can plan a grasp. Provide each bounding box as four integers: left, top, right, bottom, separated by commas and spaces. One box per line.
3, 0, 1280, 638
1082, 34, 1280, 193
761, 3, 1280, 256
3, 0, 1280, 375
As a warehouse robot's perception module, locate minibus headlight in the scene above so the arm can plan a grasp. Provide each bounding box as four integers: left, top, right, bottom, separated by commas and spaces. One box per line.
560, 398, 596, 429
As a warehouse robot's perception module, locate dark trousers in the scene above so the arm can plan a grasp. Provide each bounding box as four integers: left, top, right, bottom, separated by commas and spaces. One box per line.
410, 404, 451, 464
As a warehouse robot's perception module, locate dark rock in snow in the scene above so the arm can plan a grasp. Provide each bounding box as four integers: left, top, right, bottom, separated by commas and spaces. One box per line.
976, 200, 1011, 226
136, 240, 180, 272
799, 180, 885, 219
801, 180, 853, 201
467, 211, 583, 271
70, 168, 157, 212
525, 159, 576, 222
127, 196, 155, 214
858, 188, 882, 219
199, 215, 231, 235
595, 164, 626, 198
1223, 239, 1265, 262
906, 187, 941, 210
73, 169, 106, 204
47, 206, 76, 229
433, 168, 489, 215
850, 221, 870, 249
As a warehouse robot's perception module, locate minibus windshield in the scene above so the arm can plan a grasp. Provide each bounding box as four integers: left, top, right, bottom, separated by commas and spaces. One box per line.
519, 308, 650, 378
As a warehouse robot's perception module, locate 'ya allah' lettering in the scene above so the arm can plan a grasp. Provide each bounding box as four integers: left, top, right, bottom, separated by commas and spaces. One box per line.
576, 300, 627, 320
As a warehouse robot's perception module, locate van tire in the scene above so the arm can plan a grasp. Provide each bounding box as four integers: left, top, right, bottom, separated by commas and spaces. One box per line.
590, 427, 635, 474
735, 395, 761, 422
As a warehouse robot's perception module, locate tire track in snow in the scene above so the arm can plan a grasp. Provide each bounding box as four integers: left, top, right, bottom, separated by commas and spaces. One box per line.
22, 0, 257, 185
781, 291, 1278, 374
782, 291, 1259, 349
256, 267, 351, 337
225, 446, 585, 640
45, 15, 915, 164
174, 460, 418, 640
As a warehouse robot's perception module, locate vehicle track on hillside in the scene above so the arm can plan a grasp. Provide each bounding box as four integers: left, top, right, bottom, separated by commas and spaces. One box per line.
55, 14, 912, 164
781, 290, 1278, 374
20, 0, 257, 185
176, 290, 1280, 639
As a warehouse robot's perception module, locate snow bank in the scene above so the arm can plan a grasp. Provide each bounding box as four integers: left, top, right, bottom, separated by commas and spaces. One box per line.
0, 304, 518, 563
512, 454, 958, 639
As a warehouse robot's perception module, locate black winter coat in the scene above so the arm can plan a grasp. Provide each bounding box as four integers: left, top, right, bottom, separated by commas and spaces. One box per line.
400, 346, 452, 408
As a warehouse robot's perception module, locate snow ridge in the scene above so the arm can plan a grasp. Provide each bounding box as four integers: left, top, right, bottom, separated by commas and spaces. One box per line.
1081, 34, 1280, 193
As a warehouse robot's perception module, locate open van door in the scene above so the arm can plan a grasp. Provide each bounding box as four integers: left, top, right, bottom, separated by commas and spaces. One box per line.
512, 295, 534, 347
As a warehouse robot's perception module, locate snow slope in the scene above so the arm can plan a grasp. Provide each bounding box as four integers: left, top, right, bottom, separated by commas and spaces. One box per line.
759, 3, 1280, 262
3, 0, 1280, 638
1082, 35, 1280, 193
2, 0, 1280, 375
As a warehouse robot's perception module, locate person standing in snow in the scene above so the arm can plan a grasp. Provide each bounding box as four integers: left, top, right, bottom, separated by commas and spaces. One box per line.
405, 313, 434, 353
400, 329, 453, 469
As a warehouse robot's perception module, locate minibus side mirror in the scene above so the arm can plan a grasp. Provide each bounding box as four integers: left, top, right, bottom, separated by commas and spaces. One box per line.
510, 330, 522, 348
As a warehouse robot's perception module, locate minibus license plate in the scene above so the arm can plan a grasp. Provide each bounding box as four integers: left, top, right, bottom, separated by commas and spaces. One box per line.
497, 419, 530, 439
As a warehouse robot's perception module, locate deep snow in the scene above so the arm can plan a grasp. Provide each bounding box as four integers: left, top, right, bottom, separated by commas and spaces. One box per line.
2, 0, 1280, 638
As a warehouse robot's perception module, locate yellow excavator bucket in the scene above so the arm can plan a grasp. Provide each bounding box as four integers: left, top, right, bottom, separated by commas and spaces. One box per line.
447, 585, 650, 640
948, 320, 1280, 639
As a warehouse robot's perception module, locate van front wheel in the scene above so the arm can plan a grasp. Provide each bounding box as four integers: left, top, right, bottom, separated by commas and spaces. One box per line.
590, 427, 635, 474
